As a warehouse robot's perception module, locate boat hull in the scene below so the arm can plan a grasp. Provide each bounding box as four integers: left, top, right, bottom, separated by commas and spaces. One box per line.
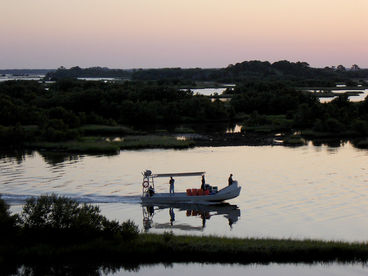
141, 181, 241, 204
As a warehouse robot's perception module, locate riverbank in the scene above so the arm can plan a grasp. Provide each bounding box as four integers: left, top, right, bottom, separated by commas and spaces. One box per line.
2, 122, 368, 154
15, 131, 368, 153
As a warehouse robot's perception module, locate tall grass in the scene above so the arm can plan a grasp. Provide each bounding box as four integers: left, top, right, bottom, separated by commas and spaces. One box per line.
3, 233, 368, 266
118, 135, 194, 149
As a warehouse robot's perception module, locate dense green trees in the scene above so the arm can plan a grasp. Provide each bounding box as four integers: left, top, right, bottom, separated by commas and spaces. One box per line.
0, 75, 367, 147
0, 80, 231, 145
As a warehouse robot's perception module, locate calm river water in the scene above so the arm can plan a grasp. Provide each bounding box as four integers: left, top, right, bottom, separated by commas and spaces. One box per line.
2, 142, 368, 242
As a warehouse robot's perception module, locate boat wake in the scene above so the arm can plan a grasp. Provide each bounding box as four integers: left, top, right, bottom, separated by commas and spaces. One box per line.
0, 193, 142, 205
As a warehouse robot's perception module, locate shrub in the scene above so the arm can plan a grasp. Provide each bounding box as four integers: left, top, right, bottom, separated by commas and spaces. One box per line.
18, 194, 139, 241
19, 194, 104, 233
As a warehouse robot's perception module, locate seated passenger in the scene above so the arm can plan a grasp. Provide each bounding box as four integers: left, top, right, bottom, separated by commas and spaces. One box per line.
148, 185, 155, 197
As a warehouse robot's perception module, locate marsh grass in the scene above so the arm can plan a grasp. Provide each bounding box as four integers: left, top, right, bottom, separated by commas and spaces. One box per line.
28, 139, 120, 154
26, 134, 194, 153
117, 135, 194, 149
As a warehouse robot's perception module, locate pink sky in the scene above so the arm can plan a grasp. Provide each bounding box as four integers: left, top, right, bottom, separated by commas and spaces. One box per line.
1, 0, 367, 69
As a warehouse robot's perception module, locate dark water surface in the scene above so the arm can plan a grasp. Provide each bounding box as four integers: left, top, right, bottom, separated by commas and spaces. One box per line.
2, 142, 368, 241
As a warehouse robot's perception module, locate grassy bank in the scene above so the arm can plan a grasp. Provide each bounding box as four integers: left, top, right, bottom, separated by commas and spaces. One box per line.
27, 139, 121, 154
3, 233, 368, 266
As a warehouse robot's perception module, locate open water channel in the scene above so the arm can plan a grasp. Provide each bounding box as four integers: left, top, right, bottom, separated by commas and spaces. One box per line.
1, 142, 368, 275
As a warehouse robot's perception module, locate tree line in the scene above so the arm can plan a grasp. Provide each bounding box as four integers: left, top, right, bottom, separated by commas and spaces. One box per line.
45, 60, 368, 85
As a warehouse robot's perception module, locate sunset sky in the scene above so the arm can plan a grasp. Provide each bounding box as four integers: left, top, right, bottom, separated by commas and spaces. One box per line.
1, 0, 367, 69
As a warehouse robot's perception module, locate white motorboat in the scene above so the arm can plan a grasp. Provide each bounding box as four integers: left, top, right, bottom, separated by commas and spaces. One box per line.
141, 170, 241, 204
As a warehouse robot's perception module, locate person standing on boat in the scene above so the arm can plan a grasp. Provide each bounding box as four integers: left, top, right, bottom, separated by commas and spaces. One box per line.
169, 176, 175, 195
228, 174, 234, 186
201, 175, 206, 190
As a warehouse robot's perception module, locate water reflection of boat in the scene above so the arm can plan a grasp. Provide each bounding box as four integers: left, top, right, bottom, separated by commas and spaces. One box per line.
141, 170, 241, 204
142, 203, 241, 232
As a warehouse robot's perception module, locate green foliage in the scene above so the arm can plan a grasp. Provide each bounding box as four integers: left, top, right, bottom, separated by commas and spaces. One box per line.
20, 195, 103, 231
18, 194, 139, 241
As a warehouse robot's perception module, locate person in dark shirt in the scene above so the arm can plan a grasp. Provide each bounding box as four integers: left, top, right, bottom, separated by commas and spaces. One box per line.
228, 174, 233, 186
148, 185, 155, 197
201, 175, 206, 190
169, 176, 175, 194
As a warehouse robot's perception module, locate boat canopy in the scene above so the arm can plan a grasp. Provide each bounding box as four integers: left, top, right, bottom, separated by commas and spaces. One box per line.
152, 172, 205, 178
